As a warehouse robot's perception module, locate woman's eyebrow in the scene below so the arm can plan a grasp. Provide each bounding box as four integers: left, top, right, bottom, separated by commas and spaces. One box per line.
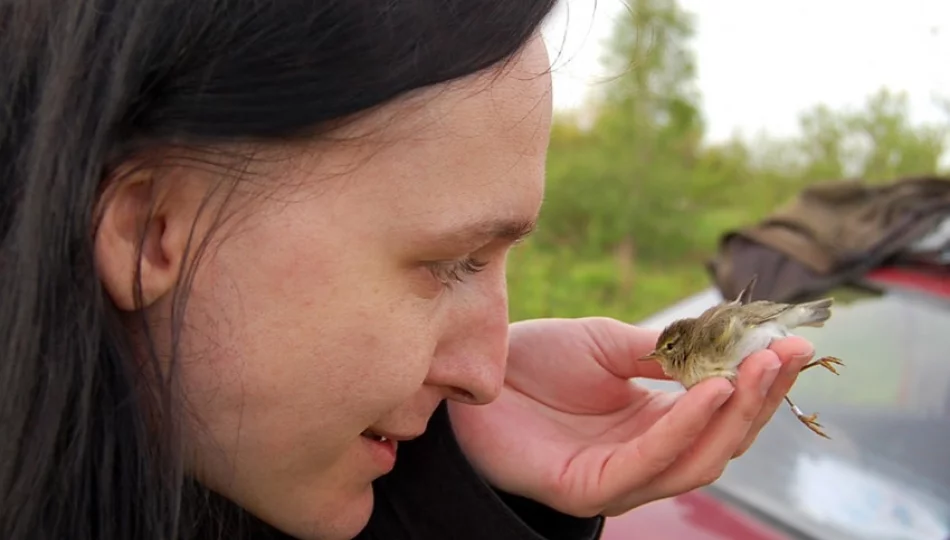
436, 218, 537, 246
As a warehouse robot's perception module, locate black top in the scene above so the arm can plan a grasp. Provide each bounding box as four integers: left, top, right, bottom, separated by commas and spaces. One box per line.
355, 402, 606, 540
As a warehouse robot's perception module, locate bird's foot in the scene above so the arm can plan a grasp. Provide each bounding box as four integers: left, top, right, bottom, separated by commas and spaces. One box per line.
795, 411, 830, 439
784, 396, 831, 439
800, 356, 844, 375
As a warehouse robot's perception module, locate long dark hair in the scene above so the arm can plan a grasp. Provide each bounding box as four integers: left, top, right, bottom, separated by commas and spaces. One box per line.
0, 1, 558, 538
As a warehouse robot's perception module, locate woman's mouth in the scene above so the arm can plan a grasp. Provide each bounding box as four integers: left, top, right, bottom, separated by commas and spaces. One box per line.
360, 429, 397, 472
360, 429, 389, 443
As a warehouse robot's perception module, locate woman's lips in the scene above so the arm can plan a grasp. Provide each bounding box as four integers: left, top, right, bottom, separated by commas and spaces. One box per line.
360, 430, 397, 472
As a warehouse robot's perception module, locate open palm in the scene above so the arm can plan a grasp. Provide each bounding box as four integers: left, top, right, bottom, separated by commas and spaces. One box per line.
448, 317, 814, 517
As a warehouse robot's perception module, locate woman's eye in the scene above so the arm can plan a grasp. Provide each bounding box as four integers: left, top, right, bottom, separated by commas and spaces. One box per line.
427, 257, 489, 288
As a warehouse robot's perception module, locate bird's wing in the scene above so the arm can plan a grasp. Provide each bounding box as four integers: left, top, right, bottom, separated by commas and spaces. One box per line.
695, 302, 731, 326
741, 301, 795, 326
735, 275, 758, 305
691, 304, 746, 357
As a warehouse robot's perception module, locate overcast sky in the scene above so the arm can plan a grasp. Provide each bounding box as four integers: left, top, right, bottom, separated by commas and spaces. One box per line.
541, 0, 950, 144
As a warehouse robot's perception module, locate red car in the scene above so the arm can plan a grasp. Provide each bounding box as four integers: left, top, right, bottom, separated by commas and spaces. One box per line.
602, 266, 950, 540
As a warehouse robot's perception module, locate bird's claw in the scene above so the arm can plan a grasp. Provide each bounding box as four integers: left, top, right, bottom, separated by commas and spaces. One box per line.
796, 411, 831, 439
784, 396, 832, 439
801, 355, 845, 375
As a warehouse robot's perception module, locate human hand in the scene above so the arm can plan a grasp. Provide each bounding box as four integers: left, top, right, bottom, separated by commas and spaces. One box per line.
447, 316, 814, 517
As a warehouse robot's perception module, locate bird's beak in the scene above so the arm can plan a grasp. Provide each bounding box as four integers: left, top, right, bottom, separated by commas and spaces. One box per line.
638, 351, 658, 362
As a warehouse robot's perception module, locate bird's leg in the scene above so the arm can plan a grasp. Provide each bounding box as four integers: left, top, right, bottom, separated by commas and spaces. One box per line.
799, 356, 844, 375
784, 395, 830, 439
785, 356, 841, 439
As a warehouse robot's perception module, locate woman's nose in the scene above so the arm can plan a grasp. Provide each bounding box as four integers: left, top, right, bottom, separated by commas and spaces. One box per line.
425, 273, 510, 405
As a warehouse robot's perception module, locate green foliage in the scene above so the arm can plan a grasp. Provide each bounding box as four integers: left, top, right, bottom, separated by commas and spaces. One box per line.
506, 241, 709, 322
508, 0, 950, 323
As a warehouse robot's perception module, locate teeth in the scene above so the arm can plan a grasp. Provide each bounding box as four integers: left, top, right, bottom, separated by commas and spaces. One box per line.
361, 430, 388, 443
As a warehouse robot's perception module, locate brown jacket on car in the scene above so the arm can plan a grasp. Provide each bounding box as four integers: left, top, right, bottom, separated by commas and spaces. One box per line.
707, 175, 950, 303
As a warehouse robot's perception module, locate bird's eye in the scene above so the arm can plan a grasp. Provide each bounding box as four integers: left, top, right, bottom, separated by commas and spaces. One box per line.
665, 342, 674, 350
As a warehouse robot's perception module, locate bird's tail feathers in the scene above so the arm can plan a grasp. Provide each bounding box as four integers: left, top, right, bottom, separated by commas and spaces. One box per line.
789, 297, 834, 328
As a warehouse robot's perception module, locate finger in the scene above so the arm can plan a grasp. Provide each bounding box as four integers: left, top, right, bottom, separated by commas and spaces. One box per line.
768, 335, 815, 363
579, 317, 668, 380
733, 336, 814, 457
613, 351, 780, 509
595, 376, 734, 503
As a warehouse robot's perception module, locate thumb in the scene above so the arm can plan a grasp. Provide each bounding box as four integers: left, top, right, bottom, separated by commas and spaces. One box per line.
580, 317, 670, 380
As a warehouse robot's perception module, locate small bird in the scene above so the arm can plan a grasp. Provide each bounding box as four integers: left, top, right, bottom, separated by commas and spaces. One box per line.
638, 275, 844, 439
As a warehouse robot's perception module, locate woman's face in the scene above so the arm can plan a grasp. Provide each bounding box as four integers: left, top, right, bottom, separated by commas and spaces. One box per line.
99, 36, 552, 539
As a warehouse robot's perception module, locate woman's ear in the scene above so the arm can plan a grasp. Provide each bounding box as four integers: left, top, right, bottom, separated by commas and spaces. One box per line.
94, 169, 198, 311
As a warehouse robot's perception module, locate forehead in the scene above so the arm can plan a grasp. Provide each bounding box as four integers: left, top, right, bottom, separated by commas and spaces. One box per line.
661, 320, 690, 338
282, 36, 552, 237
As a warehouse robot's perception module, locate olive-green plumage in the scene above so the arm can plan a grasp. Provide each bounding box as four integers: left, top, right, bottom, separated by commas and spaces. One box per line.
639, 276, 845, 438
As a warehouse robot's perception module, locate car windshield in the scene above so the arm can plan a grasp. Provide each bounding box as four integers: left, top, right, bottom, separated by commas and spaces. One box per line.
636, 278, 950, 540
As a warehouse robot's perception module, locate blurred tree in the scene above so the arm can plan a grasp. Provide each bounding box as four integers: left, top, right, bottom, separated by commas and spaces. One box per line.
797, 104, 850, 180
597, 0, 703, 155
794, 89, 948, 182
539, 0, 704, 265
508, 0, 950, 323
848, 89, 948, 180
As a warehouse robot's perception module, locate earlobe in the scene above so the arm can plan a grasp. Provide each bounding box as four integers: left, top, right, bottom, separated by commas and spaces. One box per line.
94, 174, 184, 311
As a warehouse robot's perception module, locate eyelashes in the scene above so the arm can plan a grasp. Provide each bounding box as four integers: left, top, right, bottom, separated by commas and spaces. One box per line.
424, 236, 531, 290
427, 256, 489, 288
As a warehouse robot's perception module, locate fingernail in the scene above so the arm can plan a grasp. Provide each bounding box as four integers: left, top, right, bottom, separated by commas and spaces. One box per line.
759, 358, 781, 395
713, 387, 735, 408
793, 351, 815, 363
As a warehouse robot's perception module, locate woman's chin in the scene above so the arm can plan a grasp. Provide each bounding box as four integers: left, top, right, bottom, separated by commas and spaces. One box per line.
271, 482, 377, 540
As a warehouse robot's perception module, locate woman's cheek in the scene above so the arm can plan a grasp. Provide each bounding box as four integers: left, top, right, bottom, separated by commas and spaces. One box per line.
353, 317, 438, 400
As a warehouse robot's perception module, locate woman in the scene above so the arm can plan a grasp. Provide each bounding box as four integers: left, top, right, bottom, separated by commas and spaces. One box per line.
0, 1, 815, 539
